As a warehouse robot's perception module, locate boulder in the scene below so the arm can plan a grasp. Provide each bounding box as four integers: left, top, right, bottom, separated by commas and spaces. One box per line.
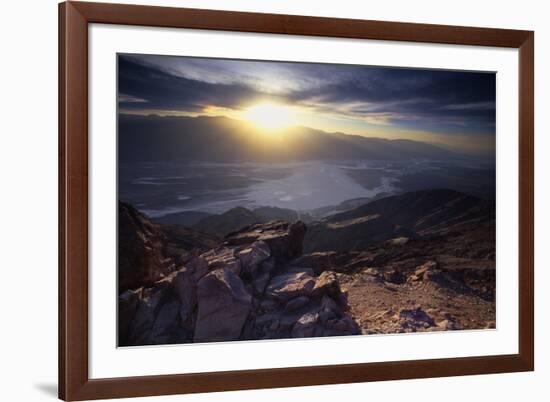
291, 251, 339, 275
202, 247, 241, 275
194, 268, 252, 342
225, 221, 306, 262
318, 295, 340, 323
118, 289, 141, 345
266, 271, 316, 302
287, 221, 307, 259
236, 240, 271, 277
408, 260, 438, 283
149, 300, 180, 344
186, 255, 209, 282
285, 296, 310, 312
127, 284, 169, 345
291, 312, 319, 338
312, 271, 341, 298
171, 267, 197, 323
250, 257, 277, 296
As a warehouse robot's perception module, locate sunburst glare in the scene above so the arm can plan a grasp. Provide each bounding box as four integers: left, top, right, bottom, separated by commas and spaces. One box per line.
242, 102, 296, 130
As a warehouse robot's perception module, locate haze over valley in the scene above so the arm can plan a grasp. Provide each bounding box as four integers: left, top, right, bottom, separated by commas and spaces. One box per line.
119, 114, 495, 224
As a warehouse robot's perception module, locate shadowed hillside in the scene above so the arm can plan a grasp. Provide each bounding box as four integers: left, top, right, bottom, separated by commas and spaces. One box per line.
304, 189, 494, 252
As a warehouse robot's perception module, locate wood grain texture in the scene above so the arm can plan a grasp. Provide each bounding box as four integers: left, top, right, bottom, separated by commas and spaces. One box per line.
59, 2, 89, 400
72, 1, 531, 47
58, 1, 534, 400
518, 33, 535, 370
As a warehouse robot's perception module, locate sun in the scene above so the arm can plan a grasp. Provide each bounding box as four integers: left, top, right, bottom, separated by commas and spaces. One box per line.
243, 102, 295, 130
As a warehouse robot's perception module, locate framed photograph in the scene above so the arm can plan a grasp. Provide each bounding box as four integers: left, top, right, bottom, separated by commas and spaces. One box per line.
59, 1, 534, 400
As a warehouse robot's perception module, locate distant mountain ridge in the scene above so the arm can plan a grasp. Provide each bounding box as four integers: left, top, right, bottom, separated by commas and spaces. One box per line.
324, 189, 494, 234
304, 189, 494, 252
154, 189, 494, 254
119, 114, 459, 163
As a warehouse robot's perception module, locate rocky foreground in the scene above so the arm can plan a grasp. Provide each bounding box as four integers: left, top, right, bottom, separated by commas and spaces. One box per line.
119, 208, 359, 346
118, 189, 496, 346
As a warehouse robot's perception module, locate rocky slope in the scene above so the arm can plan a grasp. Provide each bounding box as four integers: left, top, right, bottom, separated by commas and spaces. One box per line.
119, 219, 359, 346
118, 189, 495, 345
296, 231, 495, 333
297, 190, 496, 333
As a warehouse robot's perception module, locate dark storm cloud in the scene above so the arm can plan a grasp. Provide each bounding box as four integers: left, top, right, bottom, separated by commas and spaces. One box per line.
293, 67, 495, 104
289, 66, 496, 131
118, 55, 270, 112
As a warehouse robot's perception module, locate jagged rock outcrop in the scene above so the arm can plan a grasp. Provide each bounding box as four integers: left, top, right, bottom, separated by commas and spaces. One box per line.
225, 220, 307, 261
194, 268, 252, 342
118, 200, 224, 293
118, 201, 174, 292
119, 218, 360, 346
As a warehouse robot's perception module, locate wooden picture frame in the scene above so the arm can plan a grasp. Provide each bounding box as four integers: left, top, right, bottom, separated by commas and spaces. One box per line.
59, 1, 534, 400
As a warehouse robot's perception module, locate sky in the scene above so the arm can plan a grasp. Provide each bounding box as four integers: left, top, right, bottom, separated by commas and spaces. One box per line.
118, 54, 496, 154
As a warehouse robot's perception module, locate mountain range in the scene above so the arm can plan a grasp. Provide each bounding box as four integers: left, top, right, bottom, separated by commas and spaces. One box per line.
119, 114, 460, 163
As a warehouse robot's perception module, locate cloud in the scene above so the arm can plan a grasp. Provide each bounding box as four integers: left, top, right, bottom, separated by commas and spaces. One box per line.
286, 67, 495, 131
118, 55, 273, 113
118, 54, 496, 136
118, 93, 148, 103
